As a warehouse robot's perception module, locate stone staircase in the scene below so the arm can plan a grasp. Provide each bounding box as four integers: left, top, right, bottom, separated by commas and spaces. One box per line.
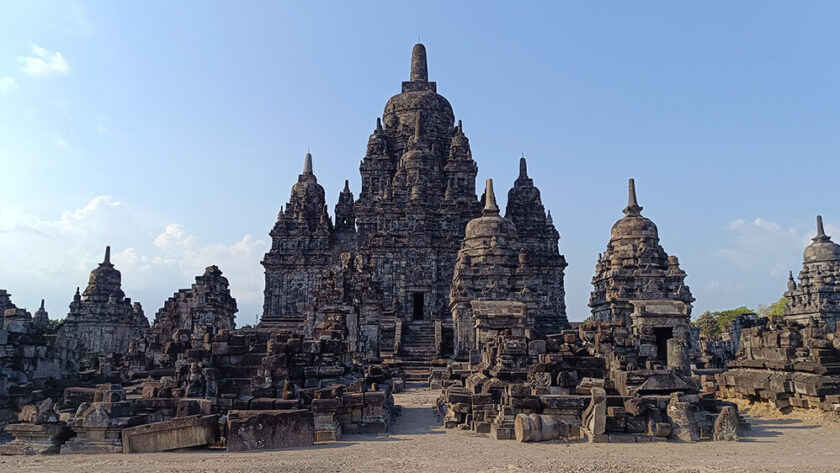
390, 322, 444, 381
400, 322, 436, 361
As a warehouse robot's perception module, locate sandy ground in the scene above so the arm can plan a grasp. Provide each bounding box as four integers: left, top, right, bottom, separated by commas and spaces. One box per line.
1, 384, 838, 473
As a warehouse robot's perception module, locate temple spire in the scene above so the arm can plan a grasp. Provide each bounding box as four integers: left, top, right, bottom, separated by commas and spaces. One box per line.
376, 117, 382, 131
343, 179, 350, 193
814, 215, 830, 242
519, 157, 528, 179
39, 299, 45, 310
410, 43, 428, 82
303, 152, 313, 175
102, 246, 111, 266
482, 178, 499, 216
623, 178, 643, 217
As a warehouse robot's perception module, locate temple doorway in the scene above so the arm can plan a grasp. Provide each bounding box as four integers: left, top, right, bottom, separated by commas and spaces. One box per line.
654, 327, 672, 362
412, 293, 425, 321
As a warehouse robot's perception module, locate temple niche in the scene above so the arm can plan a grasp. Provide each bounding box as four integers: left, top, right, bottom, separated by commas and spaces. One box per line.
58, 247, 149, 359
784, 215, 840, 331
589, 179, 694, 360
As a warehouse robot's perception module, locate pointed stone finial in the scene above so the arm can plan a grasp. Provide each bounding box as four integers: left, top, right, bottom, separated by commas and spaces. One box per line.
376, 117, 382, 131
343, 179, 350, 193
103, 246, 111, 265
303, 152, 313, 175
410, 43, 428, 82
519, 157, 528, 179
814, 215, 830, 242
39, 299, 45, 310
482, 178, 499, 216
546, 209, 553, 225
458, 119, 463, 133
623, 178, 643, 217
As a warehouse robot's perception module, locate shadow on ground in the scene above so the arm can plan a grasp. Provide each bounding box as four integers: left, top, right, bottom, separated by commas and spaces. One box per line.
740, 417, 820, 442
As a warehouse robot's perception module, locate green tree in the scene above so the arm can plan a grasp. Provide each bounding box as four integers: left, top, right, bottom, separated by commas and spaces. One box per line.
758, 297, 787, 317
714, 306, 755, 332
696, 311, 719, 338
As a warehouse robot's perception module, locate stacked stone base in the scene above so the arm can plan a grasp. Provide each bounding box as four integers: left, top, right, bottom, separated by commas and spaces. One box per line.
719, 369, 840, 413
0, 423, 71, 455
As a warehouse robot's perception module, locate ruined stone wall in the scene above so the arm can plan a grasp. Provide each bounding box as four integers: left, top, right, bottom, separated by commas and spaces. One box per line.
719, 317, 840, 413
128, 266, 237, 369
0, 307, 80, 401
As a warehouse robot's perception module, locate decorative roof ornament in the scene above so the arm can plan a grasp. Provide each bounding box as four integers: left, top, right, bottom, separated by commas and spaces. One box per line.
623, 178, 643, 217
482, 178, 499, 216
410, 43, 428, 82
303, 152, 313, 175
814, 215, 830, 242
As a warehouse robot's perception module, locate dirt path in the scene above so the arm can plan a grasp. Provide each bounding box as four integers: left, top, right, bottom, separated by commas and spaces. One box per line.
1, 384, 838, 472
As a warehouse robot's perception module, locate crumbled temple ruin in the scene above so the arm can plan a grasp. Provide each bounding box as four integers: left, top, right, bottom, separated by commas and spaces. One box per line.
716, 215, 840, 415
10, 42, 840, 456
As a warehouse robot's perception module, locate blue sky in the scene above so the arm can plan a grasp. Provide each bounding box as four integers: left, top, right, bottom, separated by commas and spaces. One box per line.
0, 1, 838, 323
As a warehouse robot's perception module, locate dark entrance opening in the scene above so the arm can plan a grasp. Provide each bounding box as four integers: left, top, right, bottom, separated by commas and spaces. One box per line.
654, 327, 672, 362
412, 293, 424, 321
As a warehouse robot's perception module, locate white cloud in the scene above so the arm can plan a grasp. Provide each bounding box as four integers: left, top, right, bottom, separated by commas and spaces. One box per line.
18, 45, 70, 78
0, 197, 267, 325
716, 217, 837, 277
51, 134, 70, 150
96, 125, 107, 133
0, 76, 17, 94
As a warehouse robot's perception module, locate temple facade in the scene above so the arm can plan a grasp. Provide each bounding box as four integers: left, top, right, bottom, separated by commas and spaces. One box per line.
784, 215, 840, 331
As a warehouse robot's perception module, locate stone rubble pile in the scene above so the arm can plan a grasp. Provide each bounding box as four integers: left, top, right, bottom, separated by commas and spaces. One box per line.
719, 317, 840, 414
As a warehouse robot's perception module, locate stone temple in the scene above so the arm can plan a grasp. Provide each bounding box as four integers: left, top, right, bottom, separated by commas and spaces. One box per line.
589, 179, 694, 360
260, 43, 569, 363
58, 247, 149, 359
784, 215, 840, 331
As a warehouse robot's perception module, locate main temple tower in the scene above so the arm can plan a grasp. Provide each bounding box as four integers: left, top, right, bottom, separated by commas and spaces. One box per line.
355, 43, 482, 331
